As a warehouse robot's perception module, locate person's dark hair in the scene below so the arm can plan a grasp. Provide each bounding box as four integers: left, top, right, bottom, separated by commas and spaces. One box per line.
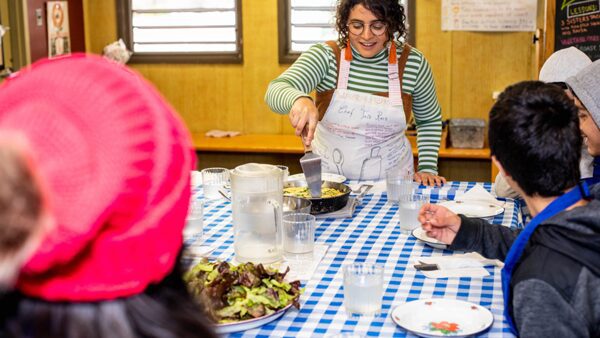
489, 81, 581, 197
0, 145, 43, 256
1, 253, 218, 338
336, 0, 407, 47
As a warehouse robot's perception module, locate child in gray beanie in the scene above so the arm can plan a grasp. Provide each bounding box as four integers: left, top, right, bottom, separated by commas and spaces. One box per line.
566, 59, 600, 184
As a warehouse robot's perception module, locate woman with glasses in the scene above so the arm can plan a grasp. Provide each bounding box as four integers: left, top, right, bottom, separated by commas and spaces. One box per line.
265, 0, 445, 185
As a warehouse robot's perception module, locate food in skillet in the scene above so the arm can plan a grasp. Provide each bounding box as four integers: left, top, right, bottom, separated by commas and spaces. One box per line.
184, 259, 301, 324
283, 186, 344, 198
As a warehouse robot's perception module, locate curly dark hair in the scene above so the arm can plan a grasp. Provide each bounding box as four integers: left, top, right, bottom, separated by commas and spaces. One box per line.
335, 0, 407, 47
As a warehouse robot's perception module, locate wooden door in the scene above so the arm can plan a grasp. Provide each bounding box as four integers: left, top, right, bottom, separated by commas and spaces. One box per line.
26, 0, 85, 63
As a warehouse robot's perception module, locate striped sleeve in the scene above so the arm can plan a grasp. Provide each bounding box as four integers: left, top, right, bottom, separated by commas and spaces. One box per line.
408, 51, 442, 174
265, 43, 333, 114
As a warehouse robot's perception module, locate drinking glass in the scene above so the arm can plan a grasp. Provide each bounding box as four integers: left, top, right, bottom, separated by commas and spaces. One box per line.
386, 170, 413, 205
184, 197, 203, 238
282, 213, 315, 255
276, 165, 289, 182
398, 194, 429, 233
190, 170, 202, 187
201, 167, 229, 200
343, 263, 384, 316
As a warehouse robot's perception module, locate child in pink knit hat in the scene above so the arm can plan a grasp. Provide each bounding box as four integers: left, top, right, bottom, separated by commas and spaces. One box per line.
0, 54, 216, 338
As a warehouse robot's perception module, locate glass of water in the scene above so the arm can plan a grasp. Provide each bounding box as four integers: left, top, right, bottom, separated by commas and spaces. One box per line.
184, 197, 204, 238
398, 194, 429, 233
343, 263, 384, 316
282, 213, 315, 255
385, 170, 413, 205
201, 167, 229, 200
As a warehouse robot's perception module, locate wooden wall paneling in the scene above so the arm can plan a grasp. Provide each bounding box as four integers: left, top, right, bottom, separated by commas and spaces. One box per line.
415, 0, 452, 121
451, 31, 533, 121
543, 0, 556, 68
242, 0, 288, 134
133, 64, 245, 134
83, 0, 116, 53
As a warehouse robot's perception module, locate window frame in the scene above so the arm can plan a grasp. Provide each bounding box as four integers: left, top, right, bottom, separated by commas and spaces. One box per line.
116, 0, 243, 64
278, 0, 415, 64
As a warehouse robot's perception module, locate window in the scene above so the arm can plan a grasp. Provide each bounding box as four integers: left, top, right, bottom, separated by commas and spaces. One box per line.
278, 0, 414, 63
117, 0, 242, 63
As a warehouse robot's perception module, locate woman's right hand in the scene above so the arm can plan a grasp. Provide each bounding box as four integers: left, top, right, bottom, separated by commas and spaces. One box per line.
289, 97, 319, 146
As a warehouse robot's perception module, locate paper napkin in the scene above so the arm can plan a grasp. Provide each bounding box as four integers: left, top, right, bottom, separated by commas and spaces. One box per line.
283, 244, 330, 281
414, 252, 503, 279
454, 185, 504, 207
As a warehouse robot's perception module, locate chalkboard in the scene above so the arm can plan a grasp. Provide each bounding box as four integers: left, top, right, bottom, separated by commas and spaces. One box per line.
554, 0, 600, 60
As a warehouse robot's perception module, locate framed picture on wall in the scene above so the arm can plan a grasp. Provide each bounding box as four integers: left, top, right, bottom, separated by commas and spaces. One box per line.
47, 1, 71, 58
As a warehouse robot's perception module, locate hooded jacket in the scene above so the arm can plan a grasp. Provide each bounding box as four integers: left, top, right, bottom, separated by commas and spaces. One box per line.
450, 184, 600, 337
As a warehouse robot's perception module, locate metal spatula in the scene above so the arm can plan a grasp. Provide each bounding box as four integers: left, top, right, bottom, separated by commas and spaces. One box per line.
300, 133, 322, 198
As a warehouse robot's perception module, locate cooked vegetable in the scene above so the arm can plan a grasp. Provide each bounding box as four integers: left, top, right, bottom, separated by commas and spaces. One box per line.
283, 186, 343, 198
184, 258, 302, 324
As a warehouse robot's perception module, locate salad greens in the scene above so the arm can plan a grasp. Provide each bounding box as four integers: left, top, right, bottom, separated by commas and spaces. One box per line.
184, 259, 301, 323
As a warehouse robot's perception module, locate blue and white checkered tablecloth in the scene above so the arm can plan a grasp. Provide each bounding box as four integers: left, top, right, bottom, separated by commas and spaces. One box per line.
186, 181, 521, 337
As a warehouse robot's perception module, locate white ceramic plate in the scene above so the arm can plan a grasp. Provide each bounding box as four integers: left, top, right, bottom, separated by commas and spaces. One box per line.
287, 173, 346, 183
438, 200, 504, 218
391, 299, 494, 337
412, 228, 448, 250
215, 303, 293, 334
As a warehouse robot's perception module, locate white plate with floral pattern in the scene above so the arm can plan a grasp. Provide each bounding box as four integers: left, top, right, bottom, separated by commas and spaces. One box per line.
391, 298, 493, 337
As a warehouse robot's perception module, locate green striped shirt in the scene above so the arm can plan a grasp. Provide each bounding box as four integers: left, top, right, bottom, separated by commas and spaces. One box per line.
265, 43, 443, 174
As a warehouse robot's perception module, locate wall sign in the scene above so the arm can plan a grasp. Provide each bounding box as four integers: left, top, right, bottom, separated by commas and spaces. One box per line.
554, 0, 600, 60
47, 1, 71, 58
441, 0, 537, 32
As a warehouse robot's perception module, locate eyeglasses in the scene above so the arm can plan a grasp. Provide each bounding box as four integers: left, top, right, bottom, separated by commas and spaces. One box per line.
347, 21, 387, 36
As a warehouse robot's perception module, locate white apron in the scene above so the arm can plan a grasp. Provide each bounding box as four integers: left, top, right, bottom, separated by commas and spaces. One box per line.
312, 44, 413, 181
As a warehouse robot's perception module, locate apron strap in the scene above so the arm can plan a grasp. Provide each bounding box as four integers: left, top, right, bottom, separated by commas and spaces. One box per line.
398, 44, 413, 123
315, 41, 413, 120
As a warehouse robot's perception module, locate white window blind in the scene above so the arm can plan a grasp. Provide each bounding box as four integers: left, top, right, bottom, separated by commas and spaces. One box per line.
289, 0, 409, 53
130, 0, 239, 54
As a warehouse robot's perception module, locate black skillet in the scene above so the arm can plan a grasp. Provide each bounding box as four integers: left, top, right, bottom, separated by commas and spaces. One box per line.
283, 180, 351, 214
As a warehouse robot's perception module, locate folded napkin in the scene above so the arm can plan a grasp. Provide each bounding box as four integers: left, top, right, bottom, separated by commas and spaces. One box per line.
283, 244, 329, 281
205, 129, 241, 138
454, 184, 504, 207
413, 252, 503, 279
315, 197, 358, 219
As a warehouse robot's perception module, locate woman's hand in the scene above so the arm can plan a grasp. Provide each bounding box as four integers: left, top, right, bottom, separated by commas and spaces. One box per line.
418, 203, 461, 244
414, 171, 446, 187
289, 97, 319, 146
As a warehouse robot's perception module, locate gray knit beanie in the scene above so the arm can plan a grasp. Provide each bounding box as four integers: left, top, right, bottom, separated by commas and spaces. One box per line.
566, 59, 600, 128
539, 47, 591, 83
